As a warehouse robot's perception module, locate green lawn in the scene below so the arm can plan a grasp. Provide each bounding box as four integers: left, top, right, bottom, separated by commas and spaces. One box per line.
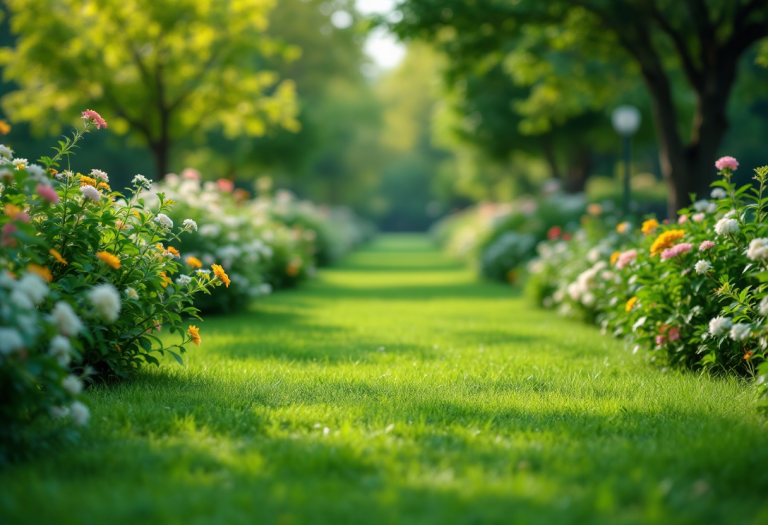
2, 234, 767, 524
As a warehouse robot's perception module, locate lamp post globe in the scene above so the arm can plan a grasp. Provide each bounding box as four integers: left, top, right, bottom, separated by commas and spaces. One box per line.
611, 105, 641, 214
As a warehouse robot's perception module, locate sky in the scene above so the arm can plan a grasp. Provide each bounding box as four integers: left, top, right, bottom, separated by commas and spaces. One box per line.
356, 0, 406, 70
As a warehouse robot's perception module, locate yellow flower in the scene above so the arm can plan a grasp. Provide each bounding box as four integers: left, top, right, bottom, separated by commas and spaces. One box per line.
211, 264, 230, 288
49, 248, 67, 265
133, 210, 141, 219
96, 251, 121, 269
0, 119, 11, 135
4, 203, 23, 219
167, 246, 180, 258
616, 222, 630, 234
166, 199, 176, 206
186, 256, 202, 269
610, 251, 620, 265
650, 230, 685, 256
79, 175, 98, 187
27, 264, 53, 282
155, 243, 164, 251
626, 297, 638, 312
159, 271, 172, 288
587, 203, 602, 216
641, 219, 659, 235
97, 182, 111, 191
188, 325, 201, 347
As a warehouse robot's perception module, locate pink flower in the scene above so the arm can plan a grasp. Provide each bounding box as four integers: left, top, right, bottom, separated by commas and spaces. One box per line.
37, 184, 60, 203
15, 212, 30, 223
217, 178, 234, 192
668, 326, 680, 342
655, 335, 667, 347
715, 156, 738, 171
677, 215, 688, 224
181, 168, 201, 181
661, 243, 692, 261
692, 213, 705, 223
699, 240, 715, 251
81, 109, 108, 129
1, 222, 17, 247
615, 249, 637, 270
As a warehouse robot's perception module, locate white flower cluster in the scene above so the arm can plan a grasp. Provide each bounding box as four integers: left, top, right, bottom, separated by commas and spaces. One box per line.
155, 213, 173, 230
746, 238, 768, 261
88, 284, 121, 323
714, 218, 738, 236
132, 174, 151, 189
81, 185, 100, 202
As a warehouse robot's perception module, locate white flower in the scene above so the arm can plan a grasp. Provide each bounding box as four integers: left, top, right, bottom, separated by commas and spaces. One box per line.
155, 213, 173, 230
259, 283, 272, 295
711, 188, 727, 199
132, 174, 151, 188
747, 238, 768, 261
709, 316, 733, 336
62, 375, 83, 395
17, 273, 48, 304
125, 287, 139, 300
70, 401, 90, 426
49, 335, 72, 366
10, 288, 34, 310
707, 203, 717, 214
694, 260, 712, 275
50, 406, 70, 419
714, 218, 738, 236
760, 297, 768, 317
50, 301, 83, 336
183, 219, 197, 231
90, 169, 108, 182
692, 213, 706, 223
0, 328, 24, 355
26, 164, 45, 179
0, 144, 13, 158
0, 271, 15, 289
80, 185, 100, 201
199, 224, 220, 237
730, 323, 751, 341
12, 158, 28, 169
88, 284, 121, 323
195, 269, 211, 275
693, 199, 710, 212
176, 275, 192, 286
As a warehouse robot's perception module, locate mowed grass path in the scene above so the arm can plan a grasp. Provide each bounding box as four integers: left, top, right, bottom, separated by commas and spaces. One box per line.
2, 234, 768, 524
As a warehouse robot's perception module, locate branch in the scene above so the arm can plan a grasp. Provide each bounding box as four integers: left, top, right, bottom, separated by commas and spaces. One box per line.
645, 0, 703, 90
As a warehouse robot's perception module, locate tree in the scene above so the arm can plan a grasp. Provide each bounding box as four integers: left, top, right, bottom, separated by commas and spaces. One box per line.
0, 0, 299, 179
392, 0, 768, 216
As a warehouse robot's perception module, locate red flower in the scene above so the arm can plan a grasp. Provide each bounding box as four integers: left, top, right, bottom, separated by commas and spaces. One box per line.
217, 178, 234, 192
563, 233, 572, 241
547, 226, 562, 240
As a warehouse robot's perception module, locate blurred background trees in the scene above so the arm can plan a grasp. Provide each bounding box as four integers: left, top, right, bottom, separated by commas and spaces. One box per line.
1, 0, 768, 229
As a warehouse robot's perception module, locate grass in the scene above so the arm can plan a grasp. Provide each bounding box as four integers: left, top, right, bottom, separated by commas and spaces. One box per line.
2, 233, 768, 524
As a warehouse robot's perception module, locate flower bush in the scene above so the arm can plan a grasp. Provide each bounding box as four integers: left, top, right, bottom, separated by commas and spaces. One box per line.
0, 112, 224, 455
526, 156, 768, 405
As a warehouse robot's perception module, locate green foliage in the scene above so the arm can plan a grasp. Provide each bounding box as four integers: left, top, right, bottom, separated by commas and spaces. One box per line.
0, 0, 300, 176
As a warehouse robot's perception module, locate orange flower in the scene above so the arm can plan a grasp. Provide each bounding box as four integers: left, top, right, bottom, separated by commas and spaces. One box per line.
286, 260, 301, 277
96, 251, 121, 269
167, 246, 180, 258
610, 251, 620, 265
587, 203, 602, 216
79, 175, 98, 187
744, 350, 755, 360
650, 230, 685, 256
641, 219, 659, 235
49, 248, 68, 265
616, 222, 631, 234
97, 182, 110, 191
188, 325, 201, 347
4, 203, 23, 219
186, 256, 202, 269
27, 264, 53, 282
0, 119, 11, 135
211, 264, 230, 288
625, 297, 638, 312
159, 271, 172, 288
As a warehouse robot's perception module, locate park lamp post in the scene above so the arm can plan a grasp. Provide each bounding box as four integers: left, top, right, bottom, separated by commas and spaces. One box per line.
611, 105, 641, 215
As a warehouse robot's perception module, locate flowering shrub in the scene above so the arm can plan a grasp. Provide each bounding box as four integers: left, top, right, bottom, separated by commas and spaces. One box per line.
526, 156, 768, 405
0, 111, 223, 454
431, 189, 596, 281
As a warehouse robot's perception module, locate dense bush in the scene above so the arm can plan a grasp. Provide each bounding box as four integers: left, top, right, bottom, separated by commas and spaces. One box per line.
431, 188, 593, 281
526, 157, 768, 403
0, 112, 223, 457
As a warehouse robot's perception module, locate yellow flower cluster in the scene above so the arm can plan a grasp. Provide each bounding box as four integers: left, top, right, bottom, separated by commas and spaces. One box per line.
641, 219, 659, 235
650, 230, 685, 256
79, 175, 98, 187
212, 264, 230, 288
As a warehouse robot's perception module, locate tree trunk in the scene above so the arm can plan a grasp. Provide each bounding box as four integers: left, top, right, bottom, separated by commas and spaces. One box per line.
564, 146, 591, 194
150, 139, 169, 182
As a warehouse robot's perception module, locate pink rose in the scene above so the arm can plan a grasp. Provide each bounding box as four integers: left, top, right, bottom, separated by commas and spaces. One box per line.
699, 240, 715, 251
715, 156, 738, 171
217, 178, 234, 192
37, 184, 60, 203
